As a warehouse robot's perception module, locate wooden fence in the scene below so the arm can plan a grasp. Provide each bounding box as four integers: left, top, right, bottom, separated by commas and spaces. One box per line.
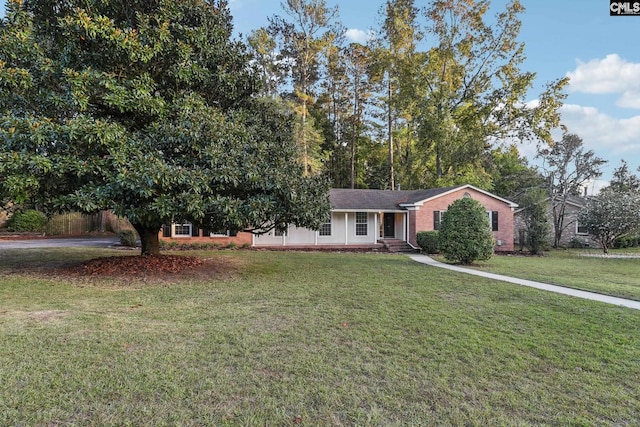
44, 211, 134, 236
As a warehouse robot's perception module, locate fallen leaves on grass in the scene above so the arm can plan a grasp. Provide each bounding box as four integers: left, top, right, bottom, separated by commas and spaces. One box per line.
74, 255, 204, 276
50, 254, 239, 285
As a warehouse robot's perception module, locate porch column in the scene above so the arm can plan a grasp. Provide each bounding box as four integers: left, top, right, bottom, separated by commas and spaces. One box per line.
404, 212, 408, 241
405, 207, 418, 246
373, 213, 378, 244
344, 212, 349, 245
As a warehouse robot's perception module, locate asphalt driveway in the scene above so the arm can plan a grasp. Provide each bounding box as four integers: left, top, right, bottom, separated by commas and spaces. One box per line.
0, 237, 120, 249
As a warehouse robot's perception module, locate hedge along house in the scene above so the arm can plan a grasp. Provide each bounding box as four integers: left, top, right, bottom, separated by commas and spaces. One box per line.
253, 184, 518, 252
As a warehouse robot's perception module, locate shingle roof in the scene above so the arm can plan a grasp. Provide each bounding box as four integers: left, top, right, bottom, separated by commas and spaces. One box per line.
329, 186, 460, 211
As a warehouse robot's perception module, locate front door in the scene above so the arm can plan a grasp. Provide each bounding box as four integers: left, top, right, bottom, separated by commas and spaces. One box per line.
383, 213, 395, 238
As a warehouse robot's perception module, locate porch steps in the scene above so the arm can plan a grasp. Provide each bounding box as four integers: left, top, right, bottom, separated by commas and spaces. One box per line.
379, 239, 419, 253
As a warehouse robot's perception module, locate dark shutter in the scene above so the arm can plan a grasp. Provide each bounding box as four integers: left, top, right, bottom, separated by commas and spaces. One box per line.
202, 229, 211, 237
162, 225, 171, 238
229, 229, 238, 237
433, 211, 440, 230
492, 211, 499, 231
191, 226, 200, 237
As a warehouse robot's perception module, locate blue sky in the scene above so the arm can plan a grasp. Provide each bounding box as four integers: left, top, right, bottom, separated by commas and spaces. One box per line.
2, 1, 639, 190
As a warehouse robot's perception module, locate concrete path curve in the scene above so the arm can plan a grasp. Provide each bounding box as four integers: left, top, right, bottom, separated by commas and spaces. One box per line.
408, 254, 640, 311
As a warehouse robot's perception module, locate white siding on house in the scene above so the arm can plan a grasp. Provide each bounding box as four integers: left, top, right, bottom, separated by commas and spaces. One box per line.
253, 212, 381, 246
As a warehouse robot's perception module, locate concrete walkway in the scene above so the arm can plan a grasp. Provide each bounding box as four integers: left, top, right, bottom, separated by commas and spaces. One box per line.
408, 254, 640, 311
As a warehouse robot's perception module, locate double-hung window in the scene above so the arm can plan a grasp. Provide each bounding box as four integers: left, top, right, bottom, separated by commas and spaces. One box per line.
208, 228, 229, 237
355, 212, 368, 236
319, 216, 332, 236
174, 223, 192, 237
487, 211, 499, 231
576, 221, 589, 235
433, 211, 446, 230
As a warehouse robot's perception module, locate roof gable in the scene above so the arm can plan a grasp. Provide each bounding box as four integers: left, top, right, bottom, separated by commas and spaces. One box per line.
402, 184, 518, 208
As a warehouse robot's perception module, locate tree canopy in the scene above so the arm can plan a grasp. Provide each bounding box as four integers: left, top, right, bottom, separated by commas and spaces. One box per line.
250, 0, 568, 193
0, 0, 329, 255
538, 132, 607, 248
579, 190, 640, 254
579, 162, 640, 253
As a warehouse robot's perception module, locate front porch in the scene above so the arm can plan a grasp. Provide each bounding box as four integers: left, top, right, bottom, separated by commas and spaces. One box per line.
253, 210, 411, 247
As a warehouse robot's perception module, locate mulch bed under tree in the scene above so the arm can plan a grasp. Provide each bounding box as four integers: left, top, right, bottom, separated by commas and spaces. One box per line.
51, 254, 238, 283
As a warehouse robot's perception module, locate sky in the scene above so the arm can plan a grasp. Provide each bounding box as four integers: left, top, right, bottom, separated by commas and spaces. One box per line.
2, 1, 639, 192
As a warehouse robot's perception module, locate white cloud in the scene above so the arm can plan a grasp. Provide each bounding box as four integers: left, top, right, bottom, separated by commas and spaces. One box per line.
344, 28, 371, 44
559, 103, 640, 157
513, 101, 640, 187
566, 54, 640, 109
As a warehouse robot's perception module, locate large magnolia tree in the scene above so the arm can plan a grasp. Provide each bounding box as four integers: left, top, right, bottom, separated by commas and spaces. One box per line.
0, 0, 329, 255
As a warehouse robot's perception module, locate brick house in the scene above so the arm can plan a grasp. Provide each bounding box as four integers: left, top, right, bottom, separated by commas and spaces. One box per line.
159, 222, 253, 247
514, 196, 593, 248
253, 184, 518, 251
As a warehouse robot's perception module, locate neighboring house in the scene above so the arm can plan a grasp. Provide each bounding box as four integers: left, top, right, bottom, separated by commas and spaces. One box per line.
160, 184, 517, 251
256, 184, 517, 251
514, 195, 593, 248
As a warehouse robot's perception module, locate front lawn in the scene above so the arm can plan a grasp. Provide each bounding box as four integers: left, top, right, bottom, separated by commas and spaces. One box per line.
1, 249, 639, 426
465, 249, 640, 301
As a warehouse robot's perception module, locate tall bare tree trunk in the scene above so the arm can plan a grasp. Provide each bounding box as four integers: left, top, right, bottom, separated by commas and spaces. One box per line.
388, 76, 394, 190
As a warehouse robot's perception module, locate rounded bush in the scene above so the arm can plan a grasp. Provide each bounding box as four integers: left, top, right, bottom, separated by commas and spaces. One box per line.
417, 230, 440, 254
6, 209, 47, 232
438, 197, 494, 264
117, 229, 138, 247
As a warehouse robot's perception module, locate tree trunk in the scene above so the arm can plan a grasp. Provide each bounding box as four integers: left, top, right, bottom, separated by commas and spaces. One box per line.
387, 76, 394, 190
132, 223, 161, 256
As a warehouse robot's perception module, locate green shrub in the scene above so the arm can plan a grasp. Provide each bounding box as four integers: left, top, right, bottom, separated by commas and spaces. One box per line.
614, 235, 640, 249
416, 231, 439, 254
6, 209, 47, 232
517, 187, 550, 255
117, 230, 138, 247
438, 197, 494, 264
570, 237, 587, 249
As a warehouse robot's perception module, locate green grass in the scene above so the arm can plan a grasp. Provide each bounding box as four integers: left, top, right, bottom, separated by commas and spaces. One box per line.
1, 248, 639, 426
460, 249, 640, 301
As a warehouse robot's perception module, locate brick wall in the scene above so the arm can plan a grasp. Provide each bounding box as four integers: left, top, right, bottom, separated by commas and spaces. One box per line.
410, 188, 515, 252
514, 202, 597, 249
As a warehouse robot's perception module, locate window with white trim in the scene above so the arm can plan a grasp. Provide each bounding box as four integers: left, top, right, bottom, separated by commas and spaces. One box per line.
576, 221, 589, 235
209, 228, 229, 237
433, 210, 446, 230
174, 223, 192, 237
319, 216, 332, 236
355, 212, 368, 236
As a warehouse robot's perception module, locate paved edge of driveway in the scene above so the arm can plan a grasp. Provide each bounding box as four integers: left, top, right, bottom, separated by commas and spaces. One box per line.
408, 254, 640, 311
